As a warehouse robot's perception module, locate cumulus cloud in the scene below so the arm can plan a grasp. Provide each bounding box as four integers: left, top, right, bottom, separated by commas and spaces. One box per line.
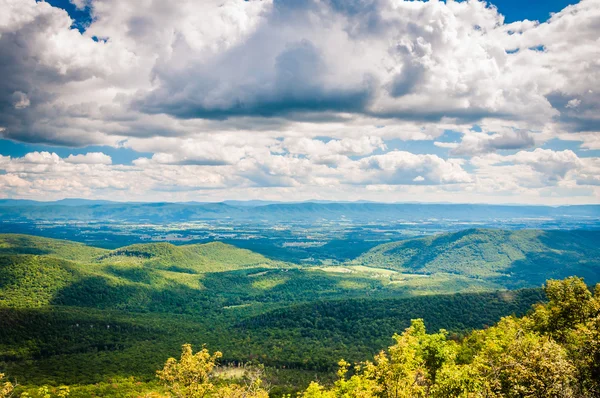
508, 148, 582, 180
470, 148, 591, 190
132, 0, 536, 122
0, 149, 598, 204
1, 0, 599, 145
354, 151, 472, 185
278, 136, 385, 165
434, 142, 460, 149
451, 129, 537, 155
0, 0, 599, 203
12, 91, 30, 109
66, 152, 112, 164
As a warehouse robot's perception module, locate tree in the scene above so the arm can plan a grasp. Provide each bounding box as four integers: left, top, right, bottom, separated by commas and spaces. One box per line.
19, 386, 69, 398
0, 374, 14, 398
157, 344, 268, 398
471, 317, 576, 397
531, 277, 597, 337
157, 344, 222, 398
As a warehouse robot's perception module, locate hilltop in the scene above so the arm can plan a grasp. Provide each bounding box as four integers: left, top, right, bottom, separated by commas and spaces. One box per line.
352, 228, 600, 287
0, 234, 279, 272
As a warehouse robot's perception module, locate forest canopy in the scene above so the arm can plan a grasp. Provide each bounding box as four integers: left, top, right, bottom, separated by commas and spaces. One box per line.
4, 277, 596, 398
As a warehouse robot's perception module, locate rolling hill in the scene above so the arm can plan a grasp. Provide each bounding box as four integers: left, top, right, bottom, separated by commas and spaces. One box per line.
352, 228, 600, 287
0, 234, 287, 310
2, 229, 600, 312
1, 230, 599, 393
0, 234, 281, 272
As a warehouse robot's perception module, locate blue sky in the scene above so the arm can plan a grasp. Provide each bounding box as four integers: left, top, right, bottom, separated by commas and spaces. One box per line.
491, 0, 579, 22
0, 0, 598, 204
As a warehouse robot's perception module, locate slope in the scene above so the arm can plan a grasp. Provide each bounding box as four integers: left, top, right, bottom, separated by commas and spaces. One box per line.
101, 241, 278, 273
352, 229, 600, 287
0, 287, 547, 385
0, 234, 107, 262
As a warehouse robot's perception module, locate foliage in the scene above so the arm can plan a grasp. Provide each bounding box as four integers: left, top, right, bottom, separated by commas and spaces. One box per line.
2, 231, 600, 396
20, 385, 70, 398
1, 373, 14, 398
157, 344, 222, 398
0, 288, 543, 388
304, 277, 600, 397
157, 344, 268, 398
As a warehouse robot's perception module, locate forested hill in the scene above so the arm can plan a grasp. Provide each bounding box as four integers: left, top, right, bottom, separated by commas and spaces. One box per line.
1, 231, 599, 395
352, 228, 600, 287
2, 230, 600, 313
0, 234, 280, 273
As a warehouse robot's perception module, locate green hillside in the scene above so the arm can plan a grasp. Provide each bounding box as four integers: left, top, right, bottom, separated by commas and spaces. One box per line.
0, 288, 545, 387
0, 234, 288, 311
101, 241, 277, 273
0, 234, 107, 262
2, 230, 599, 312
1, 231, 599, 395
352, 229, 600, 287
0, 234, 281, 272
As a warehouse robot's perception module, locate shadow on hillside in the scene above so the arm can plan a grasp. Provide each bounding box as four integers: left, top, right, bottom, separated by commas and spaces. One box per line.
538, 230, 600, 252
492, 250, 600, 289
0, 247, 52, 256
105, 266, 156, 284
49, 275, 216, 314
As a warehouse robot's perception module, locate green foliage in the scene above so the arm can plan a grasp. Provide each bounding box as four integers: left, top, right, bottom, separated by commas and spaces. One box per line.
157, 344, 223, 398
157, 344, 268, 398
102, 241, 280, 273
2, 231, 600, 396
0, 234, 106, 263
305, 277, 600, 398
0, 286, 543, 393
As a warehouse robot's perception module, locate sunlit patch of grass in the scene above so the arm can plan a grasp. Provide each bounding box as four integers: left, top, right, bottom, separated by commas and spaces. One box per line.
251, 277, 289, 290
247, 270, 270, 278
338, 280, 370, 290
348, 265, 398, 276
156, 270, 204, 290
315, 266, 353, 274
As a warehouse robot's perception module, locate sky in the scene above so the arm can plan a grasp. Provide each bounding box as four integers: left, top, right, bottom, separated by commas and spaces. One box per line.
0, 0, 599, 204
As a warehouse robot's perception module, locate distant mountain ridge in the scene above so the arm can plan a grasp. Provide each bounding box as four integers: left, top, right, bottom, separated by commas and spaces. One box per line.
0, 200, 598, 222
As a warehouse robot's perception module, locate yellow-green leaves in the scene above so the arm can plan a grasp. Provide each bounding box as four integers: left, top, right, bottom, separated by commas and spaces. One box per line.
300, 278, 600, 398
156, 344, 268, 398
0, 374, 14, 398
157, 344, 222, 398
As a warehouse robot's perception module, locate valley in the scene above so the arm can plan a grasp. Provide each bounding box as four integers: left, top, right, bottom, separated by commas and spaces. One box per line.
1, 216, 599, 396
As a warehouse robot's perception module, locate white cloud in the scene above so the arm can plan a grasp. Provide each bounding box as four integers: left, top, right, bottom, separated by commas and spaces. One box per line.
22, 151, 61, 164
451, 129, 537, 156
1, 0, 599, 146
66, 152, 112, 164
69, 0, 89, 10
434, 142, 459, 149
470, 149, 593, 191
354, 151, 472, 185
0, 0, 599, 203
